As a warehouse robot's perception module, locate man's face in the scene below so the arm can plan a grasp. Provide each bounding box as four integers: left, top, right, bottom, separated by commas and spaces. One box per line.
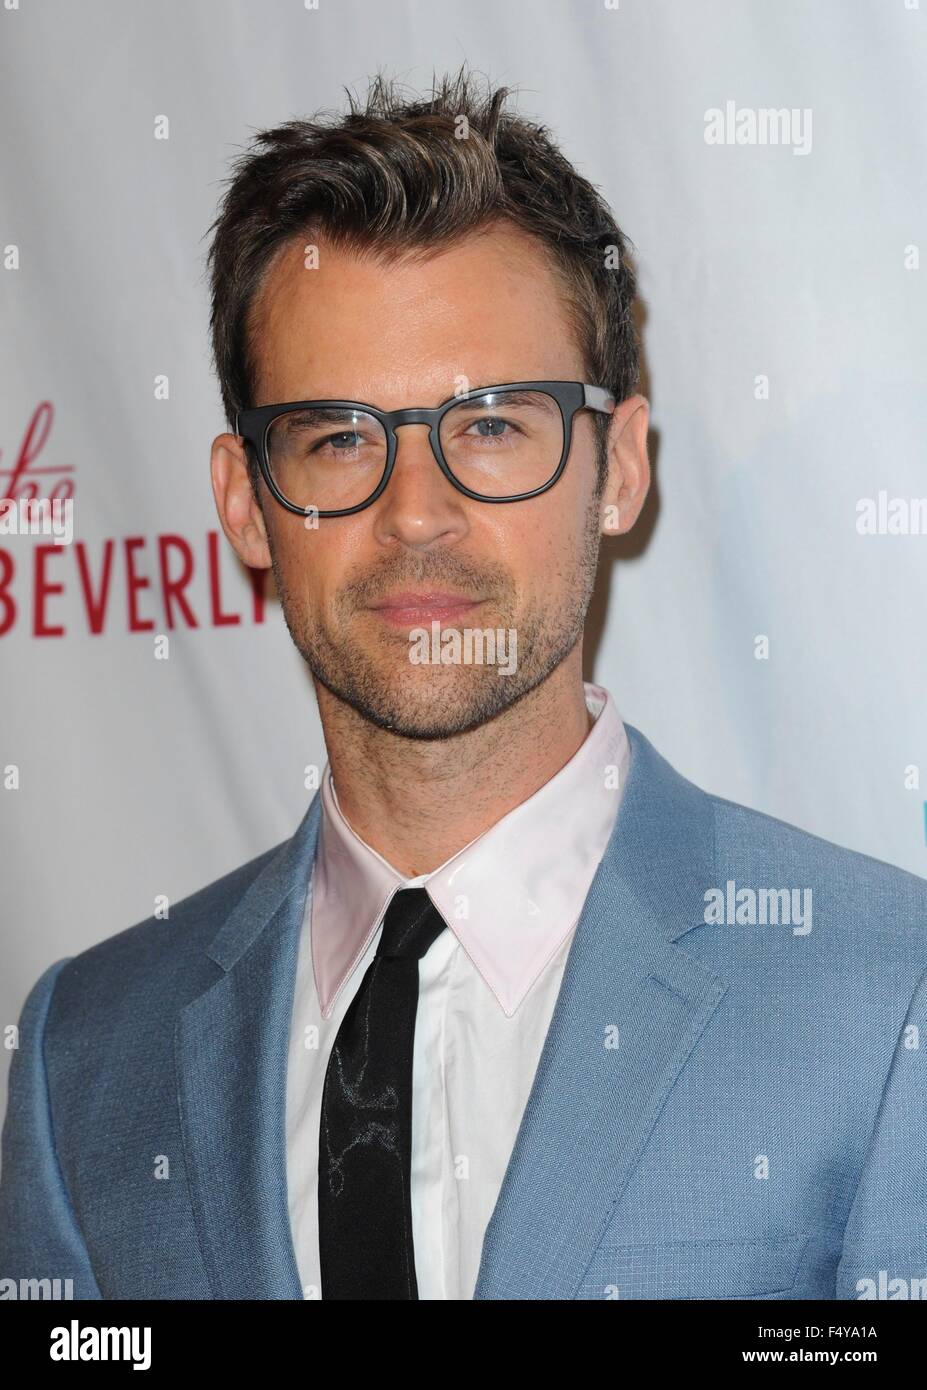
213, 221, 648, 739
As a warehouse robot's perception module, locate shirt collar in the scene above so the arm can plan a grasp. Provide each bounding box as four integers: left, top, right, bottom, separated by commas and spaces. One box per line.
310, 681, 630, 1018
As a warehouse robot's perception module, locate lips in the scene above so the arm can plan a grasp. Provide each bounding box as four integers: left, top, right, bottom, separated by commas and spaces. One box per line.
371, 590, 479, 609
367, 590, 485, 627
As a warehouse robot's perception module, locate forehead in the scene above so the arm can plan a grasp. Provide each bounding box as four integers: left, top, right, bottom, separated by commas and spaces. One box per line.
247, 220, 584, 407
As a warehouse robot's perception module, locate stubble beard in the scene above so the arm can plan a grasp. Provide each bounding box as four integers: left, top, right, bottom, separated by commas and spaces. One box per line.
268, 489, 603, 741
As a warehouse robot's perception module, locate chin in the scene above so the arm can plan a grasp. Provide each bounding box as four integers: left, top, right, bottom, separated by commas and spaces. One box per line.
354, 669, 524, 741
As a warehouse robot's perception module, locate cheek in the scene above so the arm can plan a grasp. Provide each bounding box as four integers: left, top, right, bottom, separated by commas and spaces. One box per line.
498, 495, 588, 580
484, 519, 572, 611
278, 522, 371, 615
266, 523, 325, 606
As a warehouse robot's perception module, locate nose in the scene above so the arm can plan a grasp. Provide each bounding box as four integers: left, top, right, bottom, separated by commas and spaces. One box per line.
370, 422, 469, 548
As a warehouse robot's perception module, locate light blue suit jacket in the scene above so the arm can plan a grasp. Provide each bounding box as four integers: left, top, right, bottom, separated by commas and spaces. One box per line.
2, 723, 927, 1300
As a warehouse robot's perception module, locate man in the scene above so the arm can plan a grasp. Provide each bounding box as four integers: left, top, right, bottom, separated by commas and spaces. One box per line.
1, 68, 926, 1302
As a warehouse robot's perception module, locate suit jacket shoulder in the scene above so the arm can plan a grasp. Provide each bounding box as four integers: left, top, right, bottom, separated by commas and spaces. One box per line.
701, 779, 927, 972
48, 836, 294, 1037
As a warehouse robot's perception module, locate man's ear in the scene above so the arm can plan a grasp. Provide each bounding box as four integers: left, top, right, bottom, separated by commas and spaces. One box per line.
599, 394, 651, 537
210, 433, 273, 569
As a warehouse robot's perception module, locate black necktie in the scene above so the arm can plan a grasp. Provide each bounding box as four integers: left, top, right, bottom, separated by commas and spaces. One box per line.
318, 886, 447, 1299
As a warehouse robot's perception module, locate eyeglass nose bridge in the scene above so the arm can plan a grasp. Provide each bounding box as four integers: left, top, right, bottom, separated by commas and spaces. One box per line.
380, 407, 451, 495
387, 406, 442, 428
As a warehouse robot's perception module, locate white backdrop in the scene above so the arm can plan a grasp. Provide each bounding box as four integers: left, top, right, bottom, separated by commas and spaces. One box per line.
2, 0, 926, 1128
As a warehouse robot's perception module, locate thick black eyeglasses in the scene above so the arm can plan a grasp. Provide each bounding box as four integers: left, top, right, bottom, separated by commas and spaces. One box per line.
235, 380, 616, 518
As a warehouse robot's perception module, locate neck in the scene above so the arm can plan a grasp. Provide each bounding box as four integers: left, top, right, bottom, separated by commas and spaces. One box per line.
317, 652, 594, 878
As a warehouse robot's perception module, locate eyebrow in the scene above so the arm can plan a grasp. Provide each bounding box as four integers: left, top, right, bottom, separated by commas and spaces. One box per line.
278, 407, 367, 427
457, 389, 557, 411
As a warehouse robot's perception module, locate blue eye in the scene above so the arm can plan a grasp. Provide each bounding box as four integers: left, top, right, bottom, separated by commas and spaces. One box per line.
324, 432, 363, 450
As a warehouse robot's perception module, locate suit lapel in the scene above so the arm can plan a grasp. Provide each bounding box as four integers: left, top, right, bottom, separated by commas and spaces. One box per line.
175, 795, 322, 1299
473, 723, 729, 1300
174, 721, 726, 1301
